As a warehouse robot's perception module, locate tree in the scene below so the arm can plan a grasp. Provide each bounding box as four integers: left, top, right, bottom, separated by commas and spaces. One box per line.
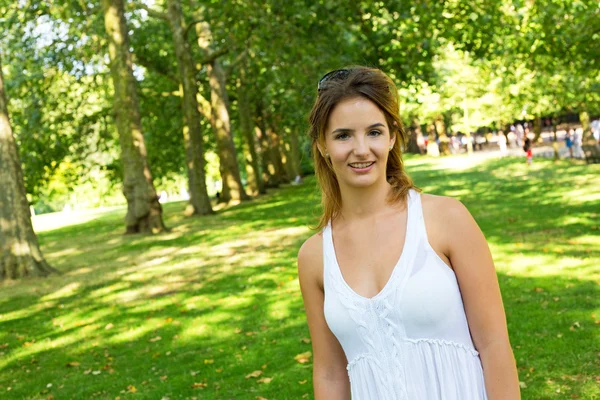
102, 0, 166, 233
0, 55, 56, 280
236, 64, 265, 195
165, 0, 213, 215
194, 18, 249, 203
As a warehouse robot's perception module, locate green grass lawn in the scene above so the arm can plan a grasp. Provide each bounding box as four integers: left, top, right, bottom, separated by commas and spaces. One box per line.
0, 155, 598, 399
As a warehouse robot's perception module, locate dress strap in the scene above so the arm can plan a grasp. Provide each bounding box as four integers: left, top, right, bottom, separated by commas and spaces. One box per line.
407, 189, 425, 240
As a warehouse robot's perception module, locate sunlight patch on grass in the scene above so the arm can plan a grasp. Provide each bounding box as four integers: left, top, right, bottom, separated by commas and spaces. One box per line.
107, 325, 157, 346
32, 207, 124, 232
42, 282, 81, 301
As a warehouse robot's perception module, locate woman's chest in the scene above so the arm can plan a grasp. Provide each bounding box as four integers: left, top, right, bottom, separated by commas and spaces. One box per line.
334, 224, 407, 298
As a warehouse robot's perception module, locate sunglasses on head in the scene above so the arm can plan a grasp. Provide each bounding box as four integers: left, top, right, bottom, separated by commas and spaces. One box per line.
317, 69, 351, 92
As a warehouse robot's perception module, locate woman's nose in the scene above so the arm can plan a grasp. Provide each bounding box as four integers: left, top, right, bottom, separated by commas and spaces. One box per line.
353, 138, 369, 155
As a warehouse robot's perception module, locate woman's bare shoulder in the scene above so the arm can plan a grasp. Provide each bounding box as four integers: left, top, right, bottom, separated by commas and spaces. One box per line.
420, 192, 470, 221
297, 231, 324, 281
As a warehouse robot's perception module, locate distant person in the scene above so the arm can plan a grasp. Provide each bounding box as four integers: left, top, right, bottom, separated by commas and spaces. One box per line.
515, 123, 524, 147
523, 135, 533, 165
565, 129, 574, 158
507, 130, 517, 148
498, 130, 508, 157
450, 135, 460, 154
299, 66, 520, 399
591, 119, 600, 143
573, 129, 582, 158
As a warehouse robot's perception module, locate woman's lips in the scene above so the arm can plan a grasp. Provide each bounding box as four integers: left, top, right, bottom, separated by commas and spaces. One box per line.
348, 161, 375, 172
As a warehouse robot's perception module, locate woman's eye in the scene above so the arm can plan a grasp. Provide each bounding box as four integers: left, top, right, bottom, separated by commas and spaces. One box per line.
369, 130, 382, 136
335, 133, 349, 140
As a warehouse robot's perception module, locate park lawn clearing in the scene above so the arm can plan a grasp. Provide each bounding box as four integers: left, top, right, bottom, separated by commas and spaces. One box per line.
0, 155, 598, 399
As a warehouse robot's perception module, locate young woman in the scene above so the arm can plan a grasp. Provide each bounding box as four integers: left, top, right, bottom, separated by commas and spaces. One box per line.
297, 67, 520, 400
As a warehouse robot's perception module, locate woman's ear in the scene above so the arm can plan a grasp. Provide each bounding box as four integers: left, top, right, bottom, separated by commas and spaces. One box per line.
391, 121, 398, 147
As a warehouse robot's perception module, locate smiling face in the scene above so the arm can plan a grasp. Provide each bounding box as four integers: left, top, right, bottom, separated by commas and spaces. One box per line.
322, 97, 395, 190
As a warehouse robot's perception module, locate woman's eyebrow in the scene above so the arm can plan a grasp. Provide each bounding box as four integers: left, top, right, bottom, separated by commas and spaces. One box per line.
331, 122, 386, 135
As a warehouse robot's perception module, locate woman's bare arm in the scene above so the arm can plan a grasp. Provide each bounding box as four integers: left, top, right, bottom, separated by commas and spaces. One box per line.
433, 196, 520, 399
298, 234, 351, 400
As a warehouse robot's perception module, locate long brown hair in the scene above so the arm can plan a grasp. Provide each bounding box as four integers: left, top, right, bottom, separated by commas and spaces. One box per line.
308, 66, 418, 230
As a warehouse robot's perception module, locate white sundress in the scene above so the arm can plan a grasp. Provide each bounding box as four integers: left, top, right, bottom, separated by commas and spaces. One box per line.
323, 189, 488, 400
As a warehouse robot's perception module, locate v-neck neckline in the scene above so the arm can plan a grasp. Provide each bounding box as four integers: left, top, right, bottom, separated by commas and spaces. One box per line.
327, 190, 414, 302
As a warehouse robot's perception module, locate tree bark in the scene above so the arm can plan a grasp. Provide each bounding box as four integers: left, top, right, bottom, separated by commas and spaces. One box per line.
236, 74, 264, 195
0, 57, 57, 280
406, 118, 422, 154
552, 117, 560, 161
580, 110, 594, 144
195, 21, 248, 203
102, 0, 166, 233
289, 129, 303, 180
254, 106, 279, 188
166, 0, 213, 215
267, 121, 290, 183
434, 114, 450, 155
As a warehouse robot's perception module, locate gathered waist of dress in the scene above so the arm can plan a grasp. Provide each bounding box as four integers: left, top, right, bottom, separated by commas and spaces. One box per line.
346, 336, 480, 371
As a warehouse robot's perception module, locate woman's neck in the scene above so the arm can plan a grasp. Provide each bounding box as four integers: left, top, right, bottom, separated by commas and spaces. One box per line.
337, 178, 395, 222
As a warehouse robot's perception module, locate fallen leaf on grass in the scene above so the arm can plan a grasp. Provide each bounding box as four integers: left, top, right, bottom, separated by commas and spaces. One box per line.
192, 382, 207, 389
298, 380, 307, 384
294, 351, 312, 364
246, 370, 263, 379
149, 336, 162, 342
256, 397, 268, 400
66, 361, 80, 367
257, 377, 272, 384
569, 322, 581, 331
300, 338, 311, 344
127, 385, 137, 393
204, 359, 214, 364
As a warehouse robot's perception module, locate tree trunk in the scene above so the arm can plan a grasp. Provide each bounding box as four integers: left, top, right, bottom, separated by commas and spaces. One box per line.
0, 57, 57, 280
280, 137, 295, 181
254, 108, 279, 188
208, 61, 249, 202
580, 110, 594, 143
267, 122, 289, 183
406, 118, 422, 154
102, 0, 166, 233
194, 21, 248, 203
552, 117, 560, 161
236, 74, 264, 195
166, 0, 213, 215
289, 129, 303, 180
434, 114, 450, 155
